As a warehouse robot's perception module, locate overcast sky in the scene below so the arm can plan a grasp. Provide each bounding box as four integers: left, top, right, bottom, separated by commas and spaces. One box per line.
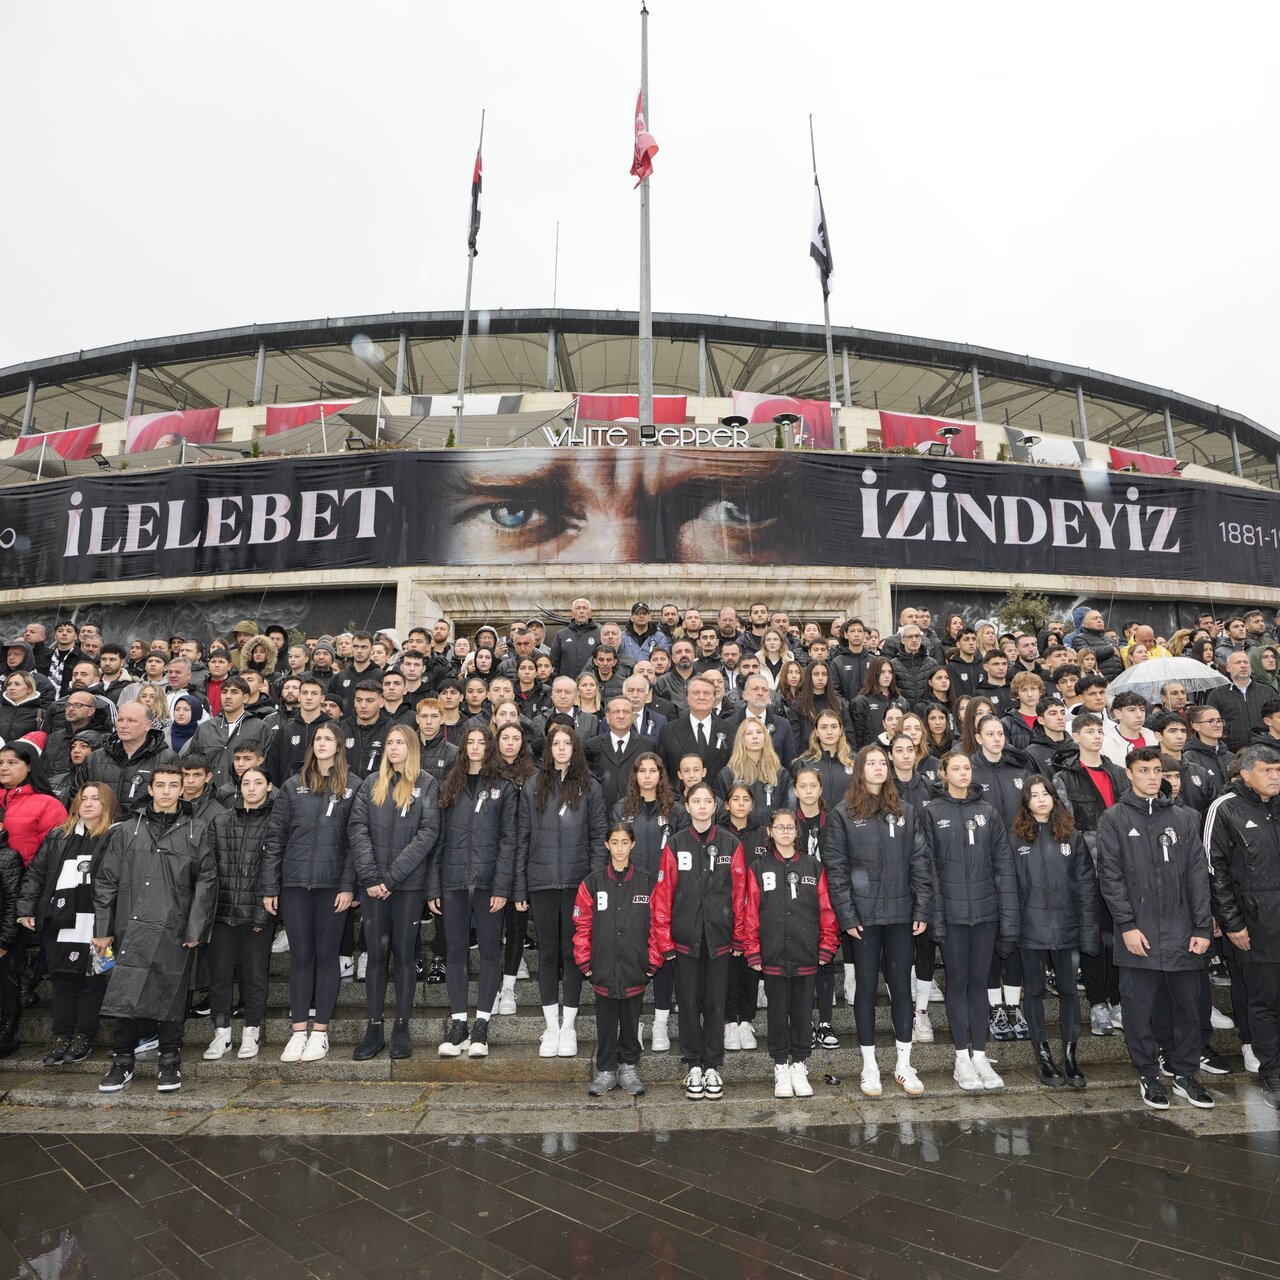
3, 3, 1278, 431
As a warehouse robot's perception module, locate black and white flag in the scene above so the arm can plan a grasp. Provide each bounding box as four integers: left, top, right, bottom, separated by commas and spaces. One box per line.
810, 175, 834, 297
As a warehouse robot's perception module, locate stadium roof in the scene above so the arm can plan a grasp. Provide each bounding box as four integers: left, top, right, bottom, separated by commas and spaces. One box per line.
2, 308, 1277, 488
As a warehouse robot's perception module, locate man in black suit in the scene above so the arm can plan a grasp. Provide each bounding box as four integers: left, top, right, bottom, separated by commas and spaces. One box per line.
585, 697, 657, 811
658, 674, 733, 782
726, 673, 796, 767
623, 674, 667, 740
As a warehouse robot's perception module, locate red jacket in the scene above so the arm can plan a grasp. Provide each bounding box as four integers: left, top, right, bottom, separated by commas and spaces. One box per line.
0, 786, 69, 865
739, 847, 838, 977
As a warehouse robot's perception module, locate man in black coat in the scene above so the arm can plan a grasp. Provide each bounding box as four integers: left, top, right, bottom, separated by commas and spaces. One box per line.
1097, 746, 1214, 1110
1205, 744, 1280, 1109
658, 675, 732, 783
1208, 652, 1272, 753
585, 698, 657, 812
549, 598, 602, 678
725, 674, 796, 768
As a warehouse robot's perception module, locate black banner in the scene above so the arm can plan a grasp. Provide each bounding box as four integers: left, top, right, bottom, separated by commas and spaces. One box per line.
1, 449, 1277, 589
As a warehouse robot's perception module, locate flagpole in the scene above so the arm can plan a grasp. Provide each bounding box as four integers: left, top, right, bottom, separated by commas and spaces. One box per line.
810, 115, 837, 408
638, 2, 653, 429
455, 109, 485, 446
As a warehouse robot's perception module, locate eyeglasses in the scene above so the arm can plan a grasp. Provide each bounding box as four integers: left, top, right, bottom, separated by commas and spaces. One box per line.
1200, 717, 1223, 726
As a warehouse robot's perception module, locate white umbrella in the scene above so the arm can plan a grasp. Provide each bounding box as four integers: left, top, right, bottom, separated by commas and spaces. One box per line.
1105, 656, 1228, 705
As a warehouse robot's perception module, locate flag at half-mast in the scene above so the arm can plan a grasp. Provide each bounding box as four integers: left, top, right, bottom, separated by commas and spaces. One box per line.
810, 175, 834, 297
630, 91, 659, 188
468, 146, 483, 254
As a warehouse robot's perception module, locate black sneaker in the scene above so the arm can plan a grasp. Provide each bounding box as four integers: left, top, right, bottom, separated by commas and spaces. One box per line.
1139, 1076, 1169, 1110
42, 1037, 70, 1067
1208, 957, 1231, 987
425, 956, 447, 984
99, 1058, 134, 1093
1199, 1050, 1232, 1076
989, 1006, 1015, 1042
65, 1034, 93, 1063
156, 1055, 182, 1092
815, 1023, 839, 1049
1173, 1075, 1214, 1109
189, 995, 211, 1018
1262, 1074, 1280, 1111
466, 1019, 489, 1058
438, 1018, 470, 1057
1008, 1007, 1030, 1041
1158, 1053, 1173, 1078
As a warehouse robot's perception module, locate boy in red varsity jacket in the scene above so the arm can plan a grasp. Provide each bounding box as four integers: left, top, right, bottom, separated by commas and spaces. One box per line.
573, 822, 655, 1099
648, 783, 747, 1102
740, 808, 838, 1100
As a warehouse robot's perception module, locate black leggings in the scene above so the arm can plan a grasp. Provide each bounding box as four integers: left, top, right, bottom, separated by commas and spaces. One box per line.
1022, 946, 1081, 1043
502, 902, 528, 977
529, 887, 584, 1008
361, 889, 423, 1023
987, 947, 1023, 993
914, 935, 936, 987
940, 923, 997, 1051
815, 962, 835, 1024
442, 889, 503, 1017
280, 888, 349, 1025
50, 972, 108, 1040
653, 962, 675, 1012
852, 924, 914, 1045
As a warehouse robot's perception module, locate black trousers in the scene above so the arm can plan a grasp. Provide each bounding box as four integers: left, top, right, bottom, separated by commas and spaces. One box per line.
914, 935, 936, 987
724, 954, 759, 1024
1120, 966, 1200, 1079
852, 924, 913, 1045
675, 951, 729, 1069
429, 907, 447, 960
1081, 894, 1121, 1006
360, 890, 422, 1023
529, 887, 583, 1008
1022, 947, 1081, 1043
114, 1016, 183, 1060
940, 923, 997, 1051
0, 947, 21, 1020
986, 947, 1024, 992
1244, 961, 1280, 1076
207, 922, 272, 1028
502, 902, 528, 977
815, 961, 835, 1024
1222, 937, 1252, 1045
280, 887, 349, 1025
652, 962, 675, 1013
763, 972, 815, 1064
442, 888, 503, 1017
595, 993, 642, 1071
51, 972, 108, 1040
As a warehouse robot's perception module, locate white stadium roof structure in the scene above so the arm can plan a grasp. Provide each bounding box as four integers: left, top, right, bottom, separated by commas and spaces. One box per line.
2, 308, 1278, 488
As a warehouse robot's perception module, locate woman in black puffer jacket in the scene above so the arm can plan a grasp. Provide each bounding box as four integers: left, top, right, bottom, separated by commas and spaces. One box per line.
260, 722, 355, 1064
204, 767, 275, 1062
348, 725, 441, 1061
1009, 776, 1099, 1090
516, 724, 607, 1060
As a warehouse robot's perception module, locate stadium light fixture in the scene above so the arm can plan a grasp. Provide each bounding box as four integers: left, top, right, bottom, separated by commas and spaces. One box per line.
1016, 434, 1041, 448
639, 423, 658, 444
345, 435, 371, 452
91, 453, 112, 470
720, 415, 749, 429
936, 425, 963, 442
925, 442, 950, 457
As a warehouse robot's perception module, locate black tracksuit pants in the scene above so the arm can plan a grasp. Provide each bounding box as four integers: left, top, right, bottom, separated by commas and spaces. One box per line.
675, 951, 729, 1070
763, 972, 815, 1064
51, 972, 108, 1040
208, 921, 272, 1029
595, 993, 642, 1072
1120, 967, 1200, 1079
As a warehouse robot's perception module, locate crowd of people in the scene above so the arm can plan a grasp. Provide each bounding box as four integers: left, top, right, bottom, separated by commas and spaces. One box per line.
0, 598, 1276, 1111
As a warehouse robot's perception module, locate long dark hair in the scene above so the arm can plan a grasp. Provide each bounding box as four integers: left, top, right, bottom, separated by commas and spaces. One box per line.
0, 740, 57, 796
621, 750, 676, 818
959, 696, 996, 757
1012, 773, 1075, 843
440, 727, 494, 809
488, 721, 535, 785
794, 660, 843, 723
535, 725, 592, 812
842, 744, 904, 820
858, 657, 900, 699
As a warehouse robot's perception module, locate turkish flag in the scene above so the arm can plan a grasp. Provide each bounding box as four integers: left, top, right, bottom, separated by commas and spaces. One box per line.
15, 424, 99, 460
630, 92, 658, 188
265, 401, 354, 436
124, 408, 221, 454
732, 391, 834, 449
879, 412, 978, 459
1109, 446, 1180, 475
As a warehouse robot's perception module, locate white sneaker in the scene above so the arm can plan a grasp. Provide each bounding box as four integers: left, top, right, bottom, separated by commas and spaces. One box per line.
913, 1010, 934, 1043
1109, 1003, 1124, 1029
702, 1067, 724, 1099
844, 971, 857, 1006
954, 1053, 982, 1091
684, 1066, 704, 1099
203, 1028, 232, 1060
356, 953, 367, 981
651, 1020, 671, 1052
238, 1027, 261, 1059
339, 956, 355, 979
280, 1030, 308, 1063
1242, 1043, 1261, 1073
737, 1022, 757, 1050
497, 989, 518, 1016
557, 1022, 578, 1057
723, 1022, 741, 1051
790, 1062, 813, 1097
516, 958, 530, 980
539, 1027, 560, 1058
300, 1031, 329, 1062
271, 931, 290, 953
971, 1054, 1004, 1090
895, 1062, 924, 1095
929, 980, 945, 1003
860, 1060, 882, 1098
774, 1063, 794, 1098
1210, 1006, 1235, 1031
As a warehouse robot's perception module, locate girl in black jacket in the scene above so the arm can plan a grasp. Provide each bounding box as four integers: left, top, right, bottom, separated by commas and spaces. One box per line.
348, 727, 441, 1061
850, 659, 909, 750
920, 751, 1018, 1093
14, 783, 119, 1065
792, 766, 838, 1049
722, 784, 768, 1052
1010, 777, 1099, 1089
612, 752, 686, 1051
825, 745, 934, 1098
428, 727, 517, 1059
792, 711, 857, 806
516, 725, 607, 1059
573, 822, 655, 1098
203, 768, 274, 1061
787, 662, 853, 751
494, 724, 536, 1017
261, 721, 355, 1064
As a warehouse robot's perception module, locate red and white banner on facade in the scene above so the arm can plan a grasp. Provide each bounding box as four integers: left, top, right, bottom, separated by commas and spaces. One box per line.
265, 402, 354, 436
15, 424, 99, 460
576, 394, 686, 424
1109, 446, 1180, 475
124, 408, 221, 454
879, 411, 978, 459
732, 391, 834, 449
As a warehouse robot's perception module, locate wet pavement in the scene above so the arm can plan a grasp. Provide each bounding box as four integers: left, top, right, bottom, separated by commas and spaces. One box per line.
1, 1111, 1278, 1279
